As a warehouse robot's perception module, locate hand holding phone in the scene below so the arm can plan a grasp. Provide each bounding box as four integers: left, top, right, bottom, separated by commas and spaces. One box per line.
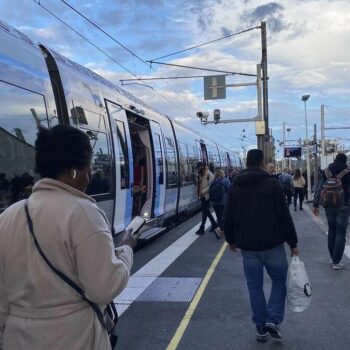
125, 216, 146, 236
118, 229, 137, 249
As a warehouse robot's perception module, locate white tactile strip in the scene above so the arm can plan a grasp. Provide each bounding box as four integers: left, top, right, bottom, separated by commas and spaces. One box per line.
136, 277, 202, 302
114, 217, 214, 315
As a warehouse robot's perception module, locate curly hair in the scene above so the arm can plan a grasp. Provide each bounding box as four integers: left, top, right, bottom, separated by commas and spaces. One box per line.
35, 125, 92, 179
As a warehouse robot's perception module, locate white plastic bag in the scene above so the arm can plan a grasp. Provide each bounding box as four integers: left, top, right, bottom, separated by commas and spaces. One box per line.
287, 256, 311, 312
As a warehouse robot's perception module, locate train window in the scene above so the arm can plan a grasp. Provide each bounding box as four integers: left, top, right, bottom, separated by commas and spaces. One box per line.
72, 105, 106, 131
165, 141, 177, 189
116, 121, 129, 189
0, 81, 48, 211
178, 142, 189, 186
85, 131, 112, 196
153, 133, 164, 185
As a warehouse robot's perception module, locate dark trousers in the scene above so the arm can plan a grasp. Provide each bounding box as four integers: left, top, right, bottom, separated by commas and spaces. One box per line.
325, 205, 350, 264
283, 189, 293, 207
200, 198, 216, 230
294, 188, 304, 209
213, 205, 225, 229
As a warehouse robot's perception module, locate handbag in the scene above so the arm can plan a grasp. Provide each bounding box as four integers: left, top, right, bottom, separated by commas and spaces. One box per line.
24, 200, 119, 348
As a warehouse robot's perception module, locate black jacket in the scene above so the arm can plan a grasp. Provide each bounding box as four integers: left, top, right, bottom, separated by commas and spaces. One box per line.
313, 161, 350, 208
224, 168, 298, 251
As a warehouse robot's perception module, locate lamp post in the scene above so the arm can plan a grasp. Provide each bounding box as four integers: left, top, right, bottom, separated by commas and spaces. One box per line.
286, 127, 291, 170
302, 95, 312, 200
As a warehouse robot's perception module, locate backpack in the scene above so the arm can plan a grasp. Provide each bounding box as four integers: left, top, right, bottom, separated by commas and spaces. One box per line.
320, 168, 349, 208
209, 178, 226, 202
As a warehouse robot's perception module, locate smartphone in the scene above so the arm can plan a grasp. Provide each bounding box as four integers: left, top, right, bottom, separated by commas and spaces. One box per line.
125, 216, 146, 236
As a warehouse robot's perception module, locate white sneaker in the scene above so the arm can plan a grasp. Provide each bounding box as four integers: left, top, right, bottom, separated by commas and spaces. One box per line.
332, 263, 344, 270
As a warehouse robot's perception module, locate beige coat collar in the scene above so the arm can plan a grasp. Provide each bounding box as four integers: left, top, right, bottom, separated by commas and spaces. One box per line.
32, 178, 96, 203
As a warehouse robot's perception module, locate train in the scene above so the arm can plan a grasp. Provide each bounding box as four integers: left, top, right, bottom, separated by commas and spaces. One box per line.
0, 19, 242, 239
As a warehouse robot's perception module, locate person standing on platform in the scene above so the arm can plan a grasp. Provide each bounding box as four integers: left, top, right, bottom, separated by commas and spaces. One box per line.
313, 153, 350, 270
209, 168, 231, 239
279, 168, 294, 208
265, 163, 276, 176
0, 125, 136, 350
224, 149, 299, 343
293, 169, 306, 211
195, 161, 217, 236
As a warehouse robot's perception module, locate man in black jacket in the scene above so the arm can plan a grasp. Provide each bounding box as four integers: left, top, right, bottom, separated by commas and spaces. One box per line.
313, 153, 350, 270
224, 149, 299, 343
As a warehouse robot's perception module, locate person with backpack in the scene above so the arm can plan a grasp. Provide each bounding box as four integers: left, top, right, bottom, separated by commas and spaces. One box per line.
209, 169, 231, 239
279, 168, 294, 207
313, 153, 350, 270
195, 161, 217, 236
293, 169, 306, 211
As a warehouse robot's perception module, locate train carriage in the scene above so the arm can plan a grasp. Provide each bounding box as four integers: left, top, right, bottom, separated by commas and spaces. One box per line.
0, 20, 242, 239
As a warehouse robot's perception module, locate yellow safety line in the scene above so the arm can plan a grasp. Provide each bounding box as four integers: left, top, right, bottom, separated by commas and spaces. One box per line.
166, 242, 228, 350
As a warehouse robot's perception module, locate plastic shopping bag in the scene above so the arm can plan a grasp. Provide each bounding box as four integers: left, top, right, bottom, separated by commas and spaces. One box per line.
287, 256, 311, 312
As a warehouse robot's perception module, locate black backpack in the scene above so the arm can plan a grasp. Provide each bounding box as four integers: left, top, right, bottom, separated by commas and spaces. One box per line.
209, 178, 226, 202
321, 168, 350, 208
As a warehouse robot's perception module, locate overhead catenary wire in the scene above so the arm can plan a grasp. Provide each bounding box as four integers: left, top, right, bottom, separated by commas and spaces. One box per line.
150, 25, 261, 61
56, 0, 206, 119
60, 0, 147, 64
146, 60, 257, 76
32, 0, 197, 120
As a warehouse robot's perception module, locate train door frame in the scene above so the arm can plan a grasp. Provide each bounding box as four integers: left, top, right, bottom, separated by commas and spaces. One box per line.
149, 121, 166, 217
195, 139, 208, 164
127, 112, 154, 219
105, 100, 134, 233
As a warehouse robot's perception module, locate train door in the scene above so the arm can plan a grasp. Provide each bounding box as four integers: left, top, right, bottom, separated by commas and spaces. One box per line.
148, 121, 165, 217
127, 113, 154, 219
105, 101, 133, 232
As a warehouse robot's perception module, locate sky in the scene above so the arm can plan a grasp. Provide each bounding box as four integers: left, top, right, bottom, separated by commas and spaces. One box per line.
1, 0, 350, 158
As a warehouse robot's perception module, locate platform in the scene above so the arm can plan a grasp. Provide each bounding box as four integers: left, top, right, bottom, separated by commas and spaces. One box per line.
114, 207, 350, 350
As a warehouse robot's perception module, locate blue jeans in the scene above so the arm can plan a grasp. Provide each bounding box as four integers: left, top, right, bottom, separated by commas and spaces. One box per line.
242, 244, 288, 327
325, 205, 350, 264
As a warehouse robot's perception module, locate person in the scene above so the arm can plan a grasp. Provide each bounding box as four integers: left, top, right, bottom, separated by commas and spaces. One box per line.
195, 161, 217, 235
293, 169, 306, 211
265, 163, 276, 176
224, 149, 299, 343
209, 168, 231, 239
302, 170, 308, 200
0, 125, 136, 350
313, 153, 350, 270
279, 168, 294, 207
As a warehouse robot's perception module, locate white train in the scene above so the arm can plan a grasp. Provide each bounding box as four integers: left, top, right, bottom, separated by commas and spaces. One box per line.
0, 20, 242, 239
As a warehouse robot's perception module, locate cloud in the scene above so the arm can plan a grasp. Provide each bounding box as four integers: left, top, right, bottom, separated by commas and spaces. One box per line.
241, 2, 288, 33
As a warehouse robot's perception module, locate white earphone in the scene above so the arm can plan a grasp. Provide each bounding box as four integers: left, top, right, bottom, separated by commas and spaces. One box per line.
72, 170, 77, 180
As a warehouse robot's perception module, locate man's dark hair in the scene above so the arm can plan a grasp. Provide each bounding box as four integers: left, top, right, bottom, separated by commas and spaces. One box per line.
35, 125, 92, 179
246, 149, 264, 168
335, 153, 347, 164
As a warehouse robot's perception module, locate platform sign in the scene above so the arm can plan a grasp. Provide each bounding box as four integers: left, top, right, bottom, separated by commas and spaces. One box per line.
284, 147, 302, 158
204, 75, 226, 100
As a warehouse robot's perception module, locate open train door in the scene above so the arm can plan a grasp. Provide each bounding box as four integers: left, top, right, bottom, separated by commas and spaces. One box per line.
149, 120, 166, 217
105, 101, 134, 233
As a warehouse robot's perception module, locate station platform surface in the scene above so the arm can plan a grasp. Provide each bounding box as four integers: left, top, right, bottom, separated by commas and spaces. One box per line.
114, 206, 350, 350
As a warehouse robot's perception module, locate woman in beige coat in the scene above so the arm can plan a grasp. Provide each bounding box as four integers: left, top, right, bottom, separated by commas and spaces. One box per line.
0, 125, 135, 350
293, 168, 306, 211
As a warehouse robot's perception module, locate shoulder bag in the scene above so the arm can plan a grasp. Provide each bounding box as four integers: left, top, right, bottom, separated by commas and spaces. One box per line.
24, 200, 119, 348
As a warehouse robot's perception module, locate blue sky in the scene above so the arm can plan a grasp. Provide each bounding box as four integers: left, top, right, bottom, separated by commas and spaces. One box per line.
1, 0, 350, 158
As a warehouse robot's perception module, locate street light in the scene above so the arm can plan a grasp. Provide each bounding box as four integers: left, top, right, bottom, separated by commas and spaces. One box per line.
301, 94, 312, 200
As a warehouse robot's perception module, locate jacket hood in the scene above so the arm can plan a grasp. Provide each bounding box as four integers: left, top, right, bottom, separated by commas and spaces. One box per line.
329, 161, 347, 175
234, 168, 271, 187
